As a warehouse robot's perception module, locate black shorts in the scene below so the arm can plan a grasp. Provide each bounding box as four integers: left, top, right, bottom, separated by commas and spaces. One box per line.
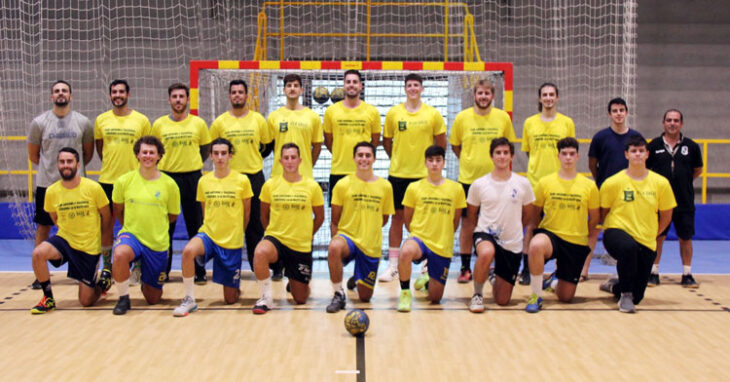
660, 209, 695, 240
328, 173, 346, 206
460, 182, 471, 217
33, 186, 54, 226
473, 232, 521, 285
46, 235, 100, 288
100, 183, 114, 206
264, 236, 312, 284
388, 176, 420, 210
534, 228, 590, 284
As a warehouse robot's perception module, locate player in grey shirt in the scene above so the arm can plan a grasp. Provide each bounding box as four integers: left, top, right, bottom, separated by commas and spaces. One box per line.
27, 80, 94, 287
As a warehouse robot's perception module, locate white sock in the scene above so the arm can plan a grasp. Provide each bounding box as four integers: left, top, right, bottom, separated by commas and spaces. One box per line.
332, 281, 343, 294
530, 274, 542, 296
550, 278, 558, 289
183, 276, 195, 299
257, 277, 272, 299
116, 279, 129, 296
651, 264, 659, 274
474, 282, 484, 295
683, 265, 691, 275
388, 247, 400, 266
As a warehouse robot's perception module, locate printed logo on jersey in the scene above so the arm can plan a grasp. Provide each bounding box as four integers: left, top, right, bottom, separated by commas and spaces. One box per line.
681, 146, 688, 156
623, 189, 635, 202
398, 121, 407, 131
279, 122, 288, 132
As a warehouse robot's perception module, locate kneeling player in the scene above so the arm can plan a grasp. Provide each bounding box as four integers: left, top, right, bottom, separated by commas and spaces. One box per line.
466, 138, 534, 312
173, 138, 253, 316
599, 135, 676, 313
252, 143, 325, 314
326, 142, 394, 313
30, 148, 113, 314
111, 136, 181, 315
526, 137, 599, 313
397, 145, 466, 312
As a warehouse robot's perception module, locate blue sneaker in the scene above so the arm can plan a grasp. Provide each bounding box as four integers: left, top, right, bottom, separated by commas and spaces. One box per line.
525, 293, 543, 313
542, 271, 557, 293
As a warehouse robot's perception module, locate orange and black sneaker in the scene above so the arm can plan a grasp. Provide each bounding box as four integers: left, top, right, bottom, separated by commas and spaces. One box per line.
30, 296, 55, 315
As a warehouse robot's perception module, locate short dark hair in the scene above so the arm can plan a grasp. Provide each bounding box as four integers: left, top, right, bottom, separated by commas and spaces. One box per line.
281, 142, 300, 157
625, 135, 648, 151
557, 137, 579, 152
425, 144, 445, 159
133, 135, 165, 158
663, 108, 683, 122
404, 73, 423, 86
168, 82, 189, 97
490, 137, 514, 156
344, 69, 362, 82
353, 141, 375, 158
211, 137, 235, 155
51, 80, 72, 94
537, 82, 558, 111
109, 79, 130, 94
229, 79, 248, 94
283, 74, 302, 87
607, 97, 628, 113
58, 147, 79, 162
474, 79, 495, 94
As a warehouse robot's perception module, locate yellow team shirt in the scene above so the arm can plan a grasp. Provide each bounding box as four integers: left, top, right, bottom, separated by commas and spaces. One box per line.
151, 114, 211, 172
44, 177, 109, 254
449, 107, 516, 184
209, 111, 272, 174
601, 171, 677, 251
534, 173, 599, 246
384, 103, 446, 178
267, 107, 323, 179
323, 101, 381, 175
521, 113, 575, 187
113, 170, 181, 252
332, 175, 395, 258
402, 178, 466, 257
94, 110, 151, 184
260, 176, 324, 252
197, 171, 253, 249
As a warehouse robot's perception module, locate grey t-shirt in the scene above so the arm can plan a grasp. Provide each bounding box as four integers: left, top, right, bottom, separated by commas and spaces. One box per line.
28, 110, 94, 188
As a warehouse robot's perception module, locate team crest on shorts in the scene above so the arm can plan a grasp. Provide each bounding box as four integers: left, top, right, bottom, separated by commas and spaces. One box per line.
279, 122, 288, 132
398, 121, 407, 131
623, 190, 635, 202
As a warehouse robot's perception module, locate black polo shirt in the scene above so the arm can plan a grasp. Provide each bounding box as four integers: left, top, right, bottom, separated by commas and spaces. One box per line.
646, 134, 702, 211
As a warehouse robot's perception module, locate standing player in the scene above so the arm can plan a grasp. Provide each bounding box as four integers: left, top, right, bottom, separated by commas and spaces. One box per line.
519, 82, 576, 285
27, 80, 94, 288
525, 137, 599, 313
397, 145, 465, 312
599, 136, 676, 313
111, 136, 181, 315
152, 83, 211, 283
466, 138, 534, 313
209, 79, 273, 273
381, 73, 447, 282
323, 69, 381, 201
252, 144, 325, 314
449, 79, 516, 283
94, 79, 152, 286
30, 148, 112, 313
646, 109, 702, 287
325, 142, 394, 313
267, 74, 323, 180
173, 138, 253, 316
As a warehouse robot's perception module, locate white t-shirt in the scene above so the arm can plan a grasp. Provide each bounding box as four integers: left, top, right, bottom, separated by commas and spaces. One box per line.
467, 172, 535, 253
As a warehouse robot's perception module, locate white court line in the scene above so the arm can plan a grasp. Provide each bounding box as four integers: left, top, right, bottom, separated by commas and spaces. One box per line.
334, 370, 360, 374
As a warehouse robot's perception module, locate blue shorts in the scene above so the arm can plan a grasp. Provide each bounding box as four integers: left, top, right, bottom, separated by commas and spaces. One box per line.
197, 233, 242, 288
339, 234, 380, 289
47, 235, 100, 288
409, 236, 452, 285
114, 233, 167, 290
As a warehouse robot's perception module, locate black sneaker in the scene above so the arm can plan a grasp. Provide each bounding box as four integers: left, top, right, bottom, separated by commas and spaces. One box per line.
518, 267, 530, 285
98, 269, 112, 294
346, 276, 357, 290
326, 291, 346, 313
113, 295, 131, 315
271, 269, 284, 281
31, 279, 42, 290
647, 273, 660, 287
681, 274, 699, 288
194, 272, 207, 285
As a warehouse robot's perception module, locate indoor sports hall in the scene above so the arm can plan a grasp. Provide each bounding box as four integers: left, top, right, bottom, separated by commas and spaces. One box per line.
1, 1, 729, 380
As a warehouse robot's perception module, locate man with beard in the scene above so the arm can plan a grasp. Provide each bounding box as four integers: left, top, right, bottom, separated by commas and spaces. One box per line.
27, 80, 94, 289
30, 148, 112, 313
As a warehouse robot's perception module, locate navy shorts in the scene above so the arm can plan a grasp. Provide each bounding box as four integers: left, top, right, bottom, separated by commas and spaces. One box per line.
660, 209, 695, 240
534, 228, 590, 284
388, 176, 420, 210
47, 235, 100, 288
264, 236, 312, 284
114, 232, 168, 289
197, 233, 243, 288
338, 234, 380, 289
408, 236, 452, 286
34, 186, 54, 226
473, 232, 521, 285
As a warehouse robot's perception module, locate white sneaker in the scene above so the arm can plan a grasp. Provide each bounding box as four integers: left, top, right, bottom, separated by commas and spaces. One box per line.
129, 261, 141, 286
420, 259, 428, 274
378, 266, 398, 282
173, 296, 198, 317
469, 293, 485, 313
252, 296, 274, 314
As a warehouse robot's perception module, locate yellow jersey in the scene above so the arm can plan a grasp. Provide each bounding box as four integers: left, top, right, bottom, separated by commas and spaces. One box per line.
521, 113, 575, 187
209, 110, 271, 174
260, 176, 324, 252
267, 107, 323, 179
534, 173, 599, 246
197, 171, 253, 249
151, 114, 211, 172
384, 103, 446, 178
94, 110, 151, 184
323, 101, 381, 175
